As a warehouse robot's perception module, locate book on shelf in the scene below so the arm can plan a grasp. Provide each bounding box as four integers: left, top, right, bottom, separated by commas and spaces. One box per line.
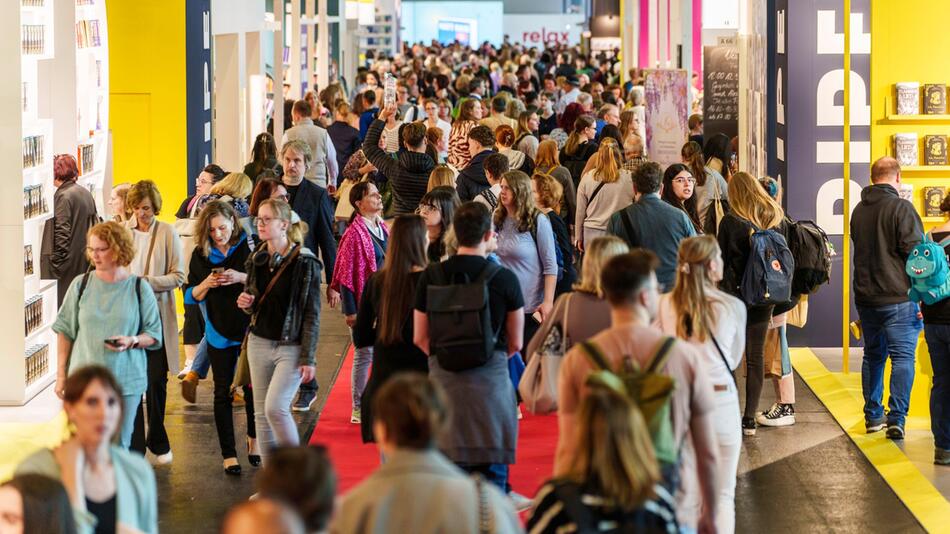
22, 0, 46, 6
23, 184, 47, 219
24, 245, 33, 276
22, 135, 44, 168
24, 296, 43, 336
75, 19, 101, 48
21, 24, 45, 55
924, 187, 947, 218
896, 82, 920, 115
24, 344, 49, 387
899, 183, 914, 203
895, 133, 918, 167
925, 135, 948, 165
78, 143, 94, 175
924, 84, 947, 115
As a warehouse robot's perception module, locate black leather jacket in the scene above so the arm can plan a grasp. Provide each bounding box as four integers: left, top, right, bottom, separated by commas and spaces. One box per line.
243, 246, 322, 365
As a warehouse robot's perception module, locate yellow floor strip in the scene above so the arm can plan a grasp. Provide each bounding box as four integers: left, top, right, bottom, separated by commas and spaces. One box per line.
793, 348, 950, 532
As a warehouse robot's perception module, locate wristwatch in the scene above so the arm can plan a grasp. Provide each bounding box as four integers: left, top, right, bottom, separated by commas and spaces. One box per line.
131, 336, 140, 349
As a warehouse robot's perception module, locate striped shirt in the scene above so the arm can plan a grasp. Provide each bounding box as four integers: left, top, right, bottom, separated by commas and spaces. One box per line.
526, 480, 679, 534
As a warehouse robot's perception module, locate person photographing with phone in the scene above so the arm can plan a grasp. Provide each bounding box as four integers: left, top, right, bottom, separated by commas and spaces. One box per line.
184, 200, 257, 475
52, 221, 163, 450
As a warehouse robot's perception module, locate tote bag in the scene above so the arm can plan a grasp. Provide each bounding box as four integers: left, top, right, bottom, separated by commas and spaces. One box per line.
519, 294, 572, 414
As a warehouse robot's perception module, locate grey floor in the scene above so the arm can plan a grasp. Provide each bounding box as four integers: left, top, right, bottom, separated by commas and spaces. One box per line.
151, 298, 923, 533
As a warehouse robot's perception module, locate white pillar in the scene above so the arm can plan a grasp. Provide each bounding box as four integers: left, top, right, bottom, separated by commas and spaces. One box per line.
622, 0, 639, 80
305, 0, 315, 90
274, 0, 285, 142
317, 0, 329, 90
289, 0, 301, 98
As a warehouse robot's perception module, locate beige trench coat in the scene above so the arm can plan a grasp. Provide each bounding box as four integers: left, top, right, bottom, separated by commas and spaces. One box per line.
125, 217, 185, 375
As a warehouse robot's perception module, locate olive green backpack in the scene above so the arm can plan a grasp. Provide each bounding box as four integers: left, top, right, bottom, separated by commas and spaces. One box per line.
580, 337, 678, 465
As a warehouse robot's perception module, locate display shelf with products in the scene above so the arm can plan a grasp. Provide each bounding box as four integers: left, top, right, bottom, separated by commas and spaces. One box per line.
74, 0, 108, 218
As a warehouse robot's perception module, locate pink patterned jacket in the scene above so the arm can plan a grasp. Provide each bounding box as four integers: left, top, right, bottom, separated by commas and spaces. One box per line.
329, 216, 389, 307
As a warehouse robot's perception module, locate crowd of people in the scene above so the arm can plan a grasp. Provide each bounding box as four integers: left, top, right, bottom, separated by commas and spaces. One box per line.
5, 37, 949, 534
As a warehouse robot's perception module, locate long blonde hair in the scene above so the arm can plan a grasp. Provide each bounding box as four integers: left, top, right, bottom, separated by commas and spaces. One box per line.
671, 236, 719, 342
566, 383, 659, 510
427, 165, 455, 192
589, 138, 621, 184
574, 236, 629, 295
728, 171, 784, 229
211, 172, 253, 199
493, 171, 539, 234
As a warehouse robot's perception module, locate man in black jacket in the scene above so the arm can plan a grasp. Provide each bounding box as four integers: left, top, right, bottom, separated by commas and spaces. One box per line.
850, 156, 924, 439
46, 154, 99, 305
362, 103, 435, 216
455, 125, 495, 202
280, 139, 339, 411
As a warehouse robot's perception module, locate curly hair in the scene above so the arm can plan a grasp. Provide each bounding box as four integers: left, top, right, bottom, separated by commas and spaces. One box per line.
494, 170, 539, 234
126, 180, 163, 215
86, 221, 136, 266
467, 125, 495, 149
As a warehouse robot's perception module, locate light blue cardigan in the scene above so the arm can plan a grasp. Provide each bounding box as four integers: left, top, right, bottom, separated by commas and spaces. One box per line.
16, 445, 158, 534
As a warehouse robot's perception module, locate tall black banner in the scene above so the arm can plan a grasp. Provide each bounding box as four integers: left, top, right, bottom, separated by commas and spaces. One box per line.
186, 0, 212, 196
703, 45, 739, 143
775, 0, 871, 347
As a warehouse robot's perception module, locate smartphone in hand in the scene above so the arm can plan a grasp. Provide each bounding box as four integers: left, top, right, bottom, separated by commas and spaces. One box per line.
104, 337, 122, 347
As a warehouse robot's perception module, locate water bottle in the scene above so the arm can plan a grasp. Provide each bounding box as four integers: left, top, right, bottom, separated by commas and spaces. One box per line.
384, 72, 396, 108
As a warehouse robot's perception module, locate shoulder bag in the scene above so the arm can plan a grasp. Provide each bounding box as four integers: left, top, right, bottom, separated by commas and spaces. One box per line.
232, 246, 301, 387
519, 293, 572, 414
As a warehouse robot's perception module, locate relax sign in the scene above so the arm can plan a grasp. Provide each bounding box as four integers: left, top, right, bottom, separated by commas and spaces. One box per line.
503, 14, 584, 47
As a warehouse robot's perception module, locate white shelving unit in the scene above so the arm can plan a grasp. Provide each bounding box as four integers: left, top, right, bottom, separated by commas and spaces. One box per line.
356, 11, 396, 60
0, 0, 110, 408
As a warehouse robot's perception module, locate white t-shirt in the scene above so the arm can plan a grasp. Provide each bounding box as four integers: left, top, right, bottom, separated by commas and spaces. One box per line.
130, 227, 153, 277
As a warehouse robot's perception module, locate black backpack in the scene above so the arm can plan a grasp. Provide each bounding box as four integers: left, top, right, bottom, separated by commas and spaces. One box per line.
786, 219, 832, 295
426, 262, 502, 372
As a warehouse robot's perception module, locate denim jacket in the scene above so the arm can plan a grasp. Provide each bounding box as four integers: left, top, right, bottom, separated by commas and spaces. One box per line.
243, 246, 322, 365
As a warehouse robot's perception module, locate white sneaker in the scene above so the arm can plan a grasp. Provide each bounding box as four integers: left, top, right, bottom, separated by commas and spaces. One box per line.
152, 451, 173, 465
508, 491, 533, 512
177, 360, 194, 380
756, 403, 795, 427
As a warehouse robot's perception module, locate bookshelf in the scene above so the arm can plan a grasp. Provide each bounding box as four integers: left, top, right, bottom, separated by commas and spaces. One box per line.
356, 10, 397, 59
0, 0, 110, 407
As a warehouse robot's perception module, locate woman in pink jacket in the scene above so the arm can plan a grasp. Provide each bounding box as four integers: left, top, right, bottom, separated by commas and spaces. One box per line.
329, 181, 389, 424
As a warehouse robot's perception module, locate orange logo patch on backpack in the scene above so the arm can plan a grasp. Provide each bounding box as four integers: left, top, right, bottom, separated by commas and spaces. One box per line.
771, 259, 782, 272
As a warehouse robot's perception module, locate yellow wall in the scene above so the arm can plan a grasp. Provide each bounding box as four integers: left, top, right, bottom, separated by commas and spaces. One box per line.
870, 0, 950, 232
106, 1, 187, 223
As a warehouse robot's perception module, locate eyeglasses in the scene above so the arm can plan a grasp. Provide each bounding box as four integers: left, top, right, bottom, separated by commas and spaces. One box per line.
673, 177, 696, 185
85, 246, 111, 255
255, 216, 281, 226
196, 178, 213, 186
416, 204, 437, 214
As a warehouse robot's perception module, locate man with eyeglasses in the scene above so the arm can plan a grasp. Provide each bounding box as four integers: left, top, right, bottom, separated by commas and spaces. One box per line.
175, 164, 226, 219
280, 139, 339, 412
607, 161, 697, 292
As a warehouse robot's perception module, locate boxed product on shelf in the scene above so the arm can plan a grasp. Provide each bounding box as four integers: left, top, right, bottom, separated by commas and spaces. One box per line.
925, 135, 948, 165
78, 143, 94, 174
924, 187, 947, 218
21, 24, 45, 55
924, 84, 947, 115
25, 344, 49, 387
75, 19, 101, 48
899, 183, 914, 203
24, 295, 43, 336
22, 135, 44, 168
896, 82, 920, 115
22, 0, 46, 6
24, 245, 33, 276
23, 184, 47, 219
894, 133, 918, 166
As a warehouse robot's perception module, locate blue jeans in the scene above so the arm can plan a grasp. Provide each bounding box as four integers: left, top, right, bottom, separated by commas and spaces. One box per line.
459, 463, 510, 493
925, 324, 950, 449
191, 337, 211, 378
857, 302, 923, 427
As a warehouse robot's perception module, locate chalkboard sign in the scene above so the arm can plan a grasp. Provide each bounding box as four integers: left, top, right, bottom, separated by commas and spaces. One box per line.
703, 45, 739, 143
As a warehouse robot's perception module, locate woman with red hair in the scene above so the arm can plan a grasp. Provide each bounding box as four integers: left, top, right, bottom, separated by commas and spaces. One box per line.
46, 153, 99, 305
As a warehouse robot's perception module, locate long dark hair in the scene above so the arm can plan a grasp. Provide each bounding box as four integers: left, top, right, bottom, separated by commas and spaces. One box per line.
377, 216, 428, 345
661, 163, 702, 232
1, 475, 77, 534
421, 186, 460, 261
681, 141, 706, 186
703, 133, 732, 180
251, 132, 277, 164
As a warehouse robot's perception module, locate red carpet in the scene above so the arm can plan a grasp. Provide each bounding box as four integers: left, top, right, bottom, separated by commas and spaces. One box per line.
310, 345, 558, 496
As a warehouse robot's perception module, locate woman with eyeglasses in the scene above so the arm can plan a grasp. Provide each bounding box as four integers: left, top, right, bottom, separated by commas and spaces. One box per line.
238, 199, 322, 464
330, 182, 389, 424
661, 163, 704, 233
419, 186, 461, 263
423, 98, 451, 160
184, 200, 256, 475
574, 139, 635, 253
52, 222, 163, 449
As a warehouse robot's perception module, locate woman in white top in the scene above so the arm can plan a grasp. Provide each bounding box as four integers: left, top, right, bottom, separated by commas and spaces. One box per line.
574, 138, 635, 252
656, 235, 745, 534
422, 98, 451, 160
